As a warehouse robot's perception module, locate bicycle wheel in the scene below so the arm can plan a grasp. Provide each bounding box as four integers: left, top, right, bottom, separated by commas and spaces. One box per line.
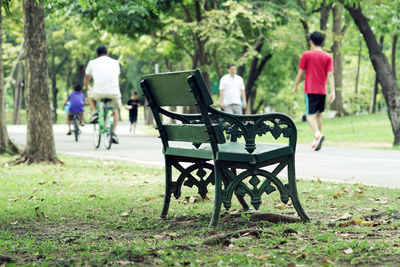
103, 111, 113, 150
93, 122, 101, 148
73, 117, 79, 142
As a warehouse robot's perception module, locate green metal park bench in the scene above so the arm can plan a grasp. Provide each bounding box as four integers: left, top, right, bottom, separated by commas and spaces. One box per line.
140, 70, 310, 227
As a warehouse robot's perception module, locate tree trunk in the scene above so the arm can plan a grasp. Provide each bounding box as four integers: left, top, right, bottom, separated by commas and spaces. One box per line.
354, 38, 362, 94
342, 1, 400, 146
297, 0, 310, 49
74, 63, 85, 87
330, 4, 347, 115
392, 33, 398, 80
51, 71, 58, 123
244, 41, 272, 114
13, 62, 23, 124
13, 0, 60, 164
320, 0, 332, 31
0, 2, 20, 154
370, 36, 384, 114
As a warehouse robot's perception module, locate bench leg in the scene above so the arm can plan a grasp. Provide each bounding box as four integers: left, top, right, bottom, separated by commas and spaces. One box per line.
288, 157, 310, 222
209, 163, 223, 228
231, 168, 250, 211
161, 157, 172, 218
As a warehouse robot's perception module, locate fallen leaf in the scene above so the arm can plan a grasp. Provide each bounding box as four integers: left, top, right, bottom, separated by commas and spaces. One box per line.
39, 181, 47, 185
360, 221, 375, 226
28, 196, 37, 201
375, 198, 388, 204
52, 181, 59, 185
355, 188, 364, 194
11, 221, 18, 225
343, 248, 353, 254
146, 196, 156, 201
323, 259, 334, 266
317, 177, 322, 183
333, 192, 343, 199
208, 229, 217, 235
296, 253, 306, 259
342, 186, 350, 193
32, 188, 38, 193
8, 198, 18, 202
57, 190, 64, 195
89, 194, 97, 198
338, 212, 352, 221
120, 212, 129, 217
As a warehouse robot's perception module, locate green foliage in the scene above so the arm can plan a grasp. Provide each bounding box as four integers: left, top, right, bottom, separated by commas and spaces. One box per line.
1, 0, 12, 14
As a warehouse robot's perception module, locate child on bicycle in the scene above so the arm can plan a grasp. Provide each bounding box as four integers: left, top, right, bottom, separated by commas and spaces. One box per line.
64, 84, 85, 135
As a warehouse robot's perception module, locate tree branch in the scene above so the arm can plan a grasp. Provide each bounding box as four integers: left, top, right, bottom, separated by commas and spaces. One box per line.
179, 1, 193, 22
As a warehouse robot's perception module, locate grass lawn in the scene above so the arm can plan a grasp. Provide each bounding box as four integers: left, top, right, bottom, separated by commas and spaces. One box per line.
295, 112, 395, 148
1, 155, 399, 266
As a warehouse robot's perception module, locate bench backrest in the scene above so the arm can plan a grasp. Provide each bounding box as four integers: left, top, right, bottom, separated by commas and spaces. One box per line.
140, 70, 225, 150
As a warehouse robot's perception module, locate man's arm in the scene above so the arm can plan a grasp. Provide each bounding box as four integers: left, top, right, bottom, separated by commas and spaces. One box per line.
84, 74, 91, 91
219, 89, 225, 110
327, 72, 335, 103
241, 89, 247, 110
292, 69, 305, 94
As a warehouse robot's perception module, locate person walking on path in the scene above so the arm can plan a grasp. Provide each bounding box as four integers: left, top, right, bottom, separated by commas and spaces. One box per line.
126, 91, 140, 133
293, 31, 335, 151
84, 45, 122, 144
219, 64, 247, 114
64, 84, 85, 135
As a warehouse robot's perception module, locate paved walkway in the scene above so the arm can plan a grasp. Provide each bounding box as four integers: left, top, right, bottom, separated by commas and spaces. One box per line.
7, 123, 400, 189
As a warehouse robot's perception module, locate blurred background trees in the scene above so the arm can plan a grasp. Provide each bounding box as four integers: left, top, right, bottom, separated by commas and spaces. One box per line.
2, 0, 400, 145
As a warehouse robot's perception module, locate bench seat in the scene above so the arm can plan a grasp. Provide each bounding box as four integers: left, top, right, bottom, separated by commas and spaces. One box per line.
165, 143, 293, 163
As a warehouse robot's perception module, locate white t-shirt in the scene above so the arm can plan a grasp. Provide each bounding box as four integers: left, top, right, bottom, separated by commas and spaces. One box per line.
219, 74, 245, 106
85, 56, 121, 95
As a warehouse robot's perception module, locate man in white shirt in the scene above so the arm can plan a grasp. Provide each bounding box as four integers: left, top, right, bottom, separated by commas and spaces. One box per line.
84, 46, 122, 144
219, 64, 247, 114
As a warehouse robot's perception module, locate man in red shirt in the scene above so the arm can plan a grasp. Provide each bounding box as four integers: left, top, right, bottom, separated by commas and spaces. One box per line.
293, 31, 335, 151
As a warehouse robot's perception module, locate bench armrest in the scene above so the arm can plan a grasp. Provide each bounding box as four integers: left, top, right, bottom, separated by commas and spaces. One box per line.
158, 107, 203, 124
209, 106, 297, 154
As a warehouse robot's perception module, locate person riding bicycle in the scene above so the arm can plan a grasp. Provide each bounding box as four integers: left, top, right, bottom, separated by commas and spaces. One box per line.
64, 84, 85, 135
84, 45, 121, 144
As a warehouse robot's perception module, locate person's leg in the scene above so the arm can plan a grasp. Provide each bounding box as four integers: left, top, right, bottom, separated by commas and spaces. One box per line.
224, 104, 234, 114
67, 114, 72, 135
112, 109, 119, 132
132, 114, 138, 133
88, 91, 99, 123
79, 112, 85, 125
316, 112, 323, 132
306, 114, 320, 136
88, 98, 97, 112
232, 104, 243, 114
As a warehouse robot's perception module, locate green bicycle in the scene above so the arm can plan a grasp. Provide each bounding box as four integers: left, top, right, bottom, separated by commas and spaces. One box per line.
93, 98, 114, 149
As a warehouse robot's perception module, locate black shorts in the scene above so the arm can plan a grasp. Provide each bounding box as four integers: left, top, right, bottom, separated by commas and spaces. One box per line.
305, 94, 326, 115
129, 114, 138, 124
68, 112, 82, 120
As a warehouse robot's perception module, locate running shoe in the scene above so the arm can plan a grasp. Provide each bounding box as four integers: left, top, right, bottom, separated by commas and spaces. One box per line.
312, 134, 325, 151
111, 132, 119, 144
89, 113, 98, 124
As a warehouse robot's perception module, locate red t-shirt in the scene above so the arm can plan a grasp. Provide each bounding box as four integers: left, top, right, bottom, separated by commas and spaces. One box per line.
298, 50, 333, 95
